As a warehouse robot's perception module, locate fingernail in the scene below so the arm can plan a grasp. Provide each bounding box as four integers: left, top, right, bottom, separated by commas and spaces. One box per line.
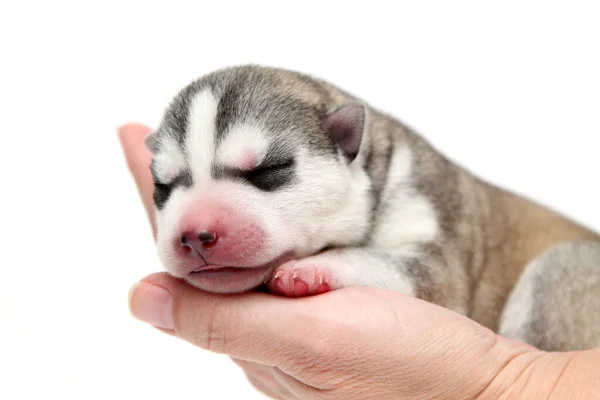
128, 282, 174, 330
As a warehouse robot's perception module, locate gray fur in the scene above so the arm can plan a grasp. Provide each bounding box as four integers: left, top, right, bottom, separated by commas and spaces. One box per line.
160, 65, 334, 155
500, 241, 600, 351
151, 64, 600, 352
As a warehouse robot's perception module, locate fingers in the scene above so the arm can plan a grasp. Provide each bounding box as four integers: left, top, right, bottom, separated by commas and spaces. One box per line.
232, 359, 326, 400
232, 358, 297, 399
129, 272, 328, 367
118, 123, 156, 238
245, 374, 286, 400
268, 363, 324, 399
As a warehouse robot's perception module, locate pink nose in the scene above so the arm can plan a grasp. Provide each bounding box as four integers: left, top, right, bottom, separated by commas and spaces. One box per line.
180, 230, 219, 259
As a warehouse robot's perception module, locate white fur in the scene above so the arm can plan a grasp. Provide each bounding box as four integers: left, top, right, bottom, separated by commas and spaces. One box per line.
263, 146, 372, 256
282, 142, 435, 296
290, 248, 416, 296
153, 89, 421, 293
370, 143, 439, 248
216, 123, 269, 168
153, 114, 372, 272
498, 257, 538, 342
155, 187, 194, 277
152, 136, 186, 183
185, 89, 218, 187
154, 89, 220, 276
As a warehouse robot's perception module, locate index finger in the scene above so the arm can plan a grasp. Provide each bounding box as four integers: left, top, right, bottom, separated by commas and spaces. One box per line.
118, 123, 156, 238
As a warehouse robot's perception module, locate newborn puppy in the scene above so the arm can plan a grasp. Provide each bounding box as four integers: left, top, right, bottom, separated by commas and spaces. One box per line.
145, 65, 600, 351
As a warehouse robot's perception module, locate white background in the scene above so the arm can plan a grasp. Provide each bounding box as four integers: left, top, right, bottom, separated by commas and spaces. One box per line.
1, 1, 599, 399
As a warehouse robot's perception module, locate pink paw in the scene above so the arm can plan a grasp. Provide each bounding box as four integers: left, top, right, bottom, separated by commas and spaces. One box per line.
266, 264, 333, 297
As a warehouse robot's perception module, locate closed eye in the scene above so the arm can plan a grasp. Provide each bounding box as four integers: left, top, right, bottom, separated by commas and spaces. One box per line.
243, 159, 295, 191
250, 159, 293, 174
154, 181, 172, 191
153, 181, 174, 209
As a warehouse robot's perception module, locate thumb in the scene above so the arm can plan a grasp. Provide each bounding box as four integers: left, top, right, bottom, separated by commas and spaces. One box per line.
129, 272, 322, 366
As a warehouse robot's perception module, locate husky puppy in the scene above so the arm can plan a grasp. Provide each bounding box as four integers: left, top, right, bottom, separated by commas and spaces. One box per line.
145, 65, 600, 351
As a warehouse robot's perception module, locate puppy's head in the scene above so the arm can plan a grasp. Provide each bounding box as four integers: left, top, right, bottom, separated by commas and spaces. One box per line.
147, 65, 372, 293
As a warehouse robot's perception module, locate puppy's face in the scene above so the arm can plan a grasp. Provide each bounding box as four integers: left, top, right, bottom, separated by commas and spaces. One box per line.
148, 67, 372, 293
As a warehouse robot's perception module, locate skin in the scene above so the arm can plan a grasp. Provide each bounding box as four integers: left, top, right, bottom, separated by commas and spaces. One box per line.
120, 123, 600, 399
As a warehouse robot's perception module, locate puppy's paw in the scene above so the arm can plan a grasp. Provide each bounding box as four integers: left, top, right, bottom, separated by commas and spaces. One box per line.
266, 260, 334, 297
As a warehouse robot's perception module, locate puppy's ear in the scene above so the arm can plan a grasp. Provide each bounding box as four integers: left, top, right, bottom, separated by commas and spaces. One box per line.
144, 130, 160, 154
323, 103, 366, 162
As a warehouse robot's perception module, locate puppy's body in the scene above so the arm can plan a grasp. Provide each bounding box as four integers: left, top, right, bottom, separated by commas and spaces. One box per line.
147, 65, 600, 351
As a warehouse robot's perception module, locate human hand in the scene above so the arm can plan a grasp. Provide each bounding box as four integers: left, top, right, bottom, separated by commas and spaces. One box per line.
119, 123, 599, 399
